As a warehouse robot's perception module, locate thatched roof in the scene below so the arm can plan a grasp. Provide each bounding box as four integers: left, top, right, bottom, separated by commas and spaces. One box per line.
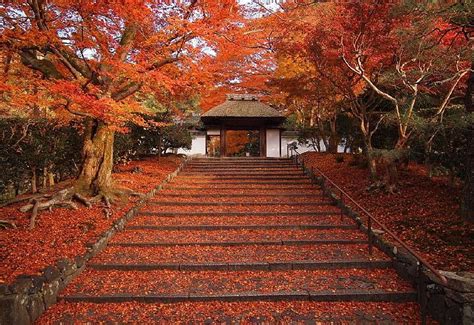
202, 94, 283, 118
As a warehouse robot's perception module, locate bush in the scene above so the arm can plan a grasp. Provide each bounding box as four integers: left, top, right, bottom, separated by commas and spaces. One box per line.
335, 154, 345, 163
0, 118, 83, 200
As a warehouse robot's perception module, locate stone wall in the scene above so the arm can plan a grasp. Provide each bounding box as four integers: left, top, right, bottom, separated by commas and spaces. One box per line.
0, 158, 189, 325
303, 164, 474, 325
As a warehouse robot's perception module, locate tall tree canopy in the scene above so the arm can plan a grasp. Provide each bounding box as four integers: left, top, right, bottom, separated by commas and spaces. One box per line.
1, 0, 245, 198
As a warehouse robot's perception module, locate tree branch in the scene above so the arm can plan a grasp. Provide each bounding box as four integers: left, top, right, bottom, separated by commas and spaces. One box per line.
111, 81, 143, 101
19, 49, 64, 79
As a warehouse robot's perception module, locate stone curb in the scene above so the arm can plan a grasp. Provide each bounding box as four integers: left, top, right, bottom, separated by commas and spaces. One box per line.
155, 193, 324, 197
106, 239, 368, 247
172, 179, 311, 182
165, 186, 316, 190
0, 156, 190, 325
299, 162, 474, 325
137, 211, 336, 217
126, 224, 356, 231
146, 201, 331, 206
88, 260, 393, 271
60, 290, 417, 304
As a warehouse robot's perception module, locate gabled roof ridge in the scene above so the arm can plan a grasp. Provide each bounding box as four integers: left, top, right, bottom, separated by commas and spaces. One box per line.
202, 95, 283, 118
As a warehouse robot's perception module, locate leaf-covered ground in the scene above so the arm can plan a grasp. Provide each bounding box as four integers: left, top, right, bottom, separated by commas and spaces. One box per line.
38, 301, 430, 324
108, 228, 366, 243
0, 155, 182, 284
92, 243, 388, 264
302, 152, 474, 272
35, 157, 435, 323
61, 268, 414, 295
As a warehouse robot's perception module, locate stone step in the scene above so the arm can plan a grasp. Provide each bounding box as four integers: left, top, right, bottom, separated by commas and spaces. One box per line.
150, 195, 328, 203
88, 260, 393, 271
184, 169, 300, 173
180, 171, 304, 176
189, 159, 292, 163
61, 291, 417, 304
128, 215, 354, 227
106, 239, 367, 247
146, 201, 332, 206
176, 172, 308, 181
186, 163, 295, 167
110, 228, 362, 244
185, 165, 296, 170
170, 179, 312, 184
142, 204, 340, 214
187, 160, 294, 163
91, 243, 389, 264
137, 211, 339, 217
155, 193, 324, 198
164, 185, 317, 190
91, 243, 386, 265
191, 158, 292, 161
59, 269, 416, 303
126, 224, 357, 231
174, 177, 310, 182
184, 167, 300, 171
41, 301, 425, 323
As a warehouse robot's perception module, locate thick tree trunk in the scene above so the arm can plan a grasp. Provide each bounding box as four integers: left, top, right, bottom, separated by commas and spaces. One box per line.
363, 139, 377, 180
76, 120, 115, 195
31, 167, 37, 194
327, 117, 339, 153
461, 61, 474, 221
359, 120, 377, 180
42, 166, 48, 188
48, 171, 55, 187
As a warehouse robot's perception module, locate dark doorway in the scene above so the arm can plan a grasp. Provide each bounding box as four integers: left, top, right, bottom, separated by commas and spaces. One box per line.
225, 130, 260, 157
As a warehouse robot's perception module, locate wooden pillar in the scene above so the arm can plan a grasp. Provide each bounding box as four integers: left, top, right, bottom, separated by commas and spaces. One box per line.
279, 128, 282, 158
260, 126, 266, 157
220, 125, 226, 157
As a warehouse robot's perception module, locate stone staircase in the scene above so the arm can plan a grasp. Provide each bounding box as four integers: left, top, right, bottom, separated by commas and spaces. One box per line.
41, 158, 425, 323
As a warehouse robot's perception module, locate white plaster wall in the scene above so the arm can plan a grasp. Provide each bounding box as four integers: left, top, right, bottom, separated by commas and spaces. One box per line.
207, 129, 220, 136
266, 129, 281, 158
280, 136, 345, 157
177, 134, 206, 156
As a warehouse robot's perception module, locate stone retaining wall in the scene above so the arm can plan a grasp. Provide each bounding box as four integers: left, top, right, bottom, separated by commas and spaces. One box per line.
304, 165, 474, 325
0, 157, 189, 325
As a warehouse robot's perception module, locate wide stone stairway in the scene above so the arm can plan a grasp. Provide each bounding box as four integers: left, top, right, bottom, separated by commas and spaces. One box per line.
42, 158, 425, 323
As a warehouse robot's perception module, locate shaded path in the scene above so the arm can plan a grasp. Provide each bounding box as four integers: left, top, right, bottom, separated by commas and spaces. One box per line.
39, 158, 425, 323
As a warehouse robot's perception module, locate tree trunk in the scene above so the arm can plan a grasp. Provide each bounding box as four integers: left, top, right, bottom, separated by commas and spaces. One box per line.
76, 120, 115, 195
316, 119, 330, 152
327, 117, 339, 153
42, 166, 48, 188
31, 167, 37, 194
395, 134, 409, 150
157, 133, 162, 161
360, 124, 377, 180
365, 143, 377, 180
461, 61, 474, 221
48, 171, 55, 187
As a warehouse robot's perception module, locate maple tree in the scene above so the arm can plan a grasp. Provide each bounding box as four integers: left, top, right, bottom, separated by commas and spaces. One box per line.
260, 2, 472, 192
337, 3, 471, 145
0, 0, 245, 211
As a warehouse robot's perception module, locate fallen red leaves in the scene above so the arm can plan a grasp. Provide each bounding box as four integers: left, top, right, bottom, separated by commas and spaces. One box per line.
38, 301, 431, 323
0, 156, 182, 284
62, 268, 414, 295
109, 228, 365, 243
92, 243, 388, 264
302, 152, 474, 272
128, 215, 352, 227
142, 204, 340, 213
